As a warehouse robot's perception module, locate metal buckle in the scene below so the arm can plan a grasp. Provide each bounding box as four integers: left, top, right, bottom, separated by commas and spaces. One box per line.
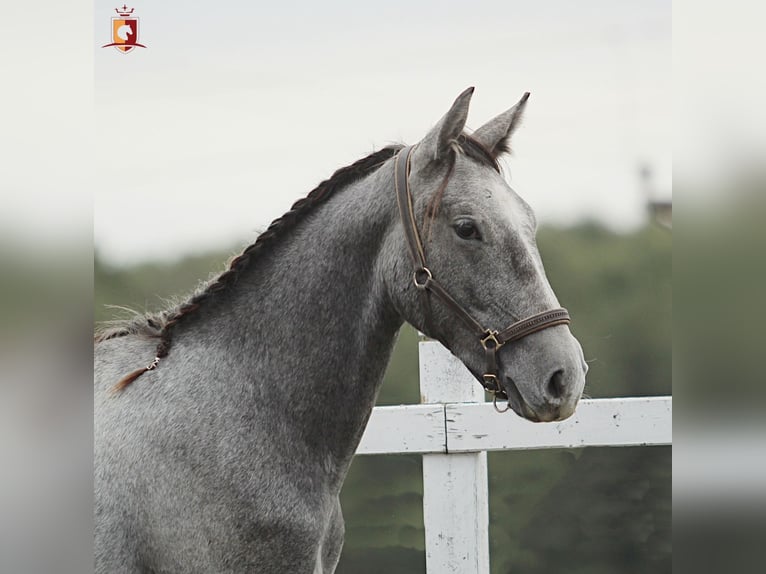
482, 373, 500, 393
480, 330, 503, 350
413, 267, 433, 290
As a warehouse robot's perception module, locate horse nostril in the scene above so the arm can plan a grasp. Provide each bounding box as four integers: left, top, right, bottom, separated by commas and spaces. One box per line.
547, 369, 566, 399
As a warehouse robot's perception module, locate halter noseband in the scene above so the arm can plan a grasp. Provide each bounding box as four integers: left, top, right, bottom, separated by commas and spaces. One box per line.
393, 145, 571, 411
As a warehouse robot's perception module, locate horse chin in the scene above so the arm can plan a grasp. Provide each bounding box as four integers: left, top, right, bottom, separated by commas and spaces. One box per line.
466, 368, 540, 422
503, 396, 540, 422
499, 376, 542, 422
489, 374, 565, 423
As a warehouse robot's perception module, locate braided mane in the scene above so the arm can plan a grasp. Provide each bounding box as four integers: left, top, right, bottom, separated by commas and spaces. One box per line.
97, 133, 499, 393
97, 145, 402, 392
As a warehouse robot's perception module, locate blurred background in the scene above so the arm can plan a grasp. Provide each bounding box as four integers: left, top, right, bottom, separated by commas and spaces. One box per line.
4, 0, 766, 572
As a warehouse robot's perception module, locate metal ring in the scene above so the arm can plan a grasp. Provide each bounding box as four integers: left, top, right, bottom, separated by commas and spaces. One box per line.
413, 267, 433, 290
493, 394, 511, 413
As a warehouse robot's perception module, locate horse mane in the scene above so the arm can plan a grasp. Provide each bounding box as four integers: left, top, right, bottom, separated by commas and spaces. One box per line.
98, 135, 499, 392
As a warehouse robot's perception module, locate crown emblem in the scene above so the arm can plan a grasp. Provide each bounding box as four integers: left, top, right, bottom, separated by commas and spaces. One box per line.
115, 4, 134, 17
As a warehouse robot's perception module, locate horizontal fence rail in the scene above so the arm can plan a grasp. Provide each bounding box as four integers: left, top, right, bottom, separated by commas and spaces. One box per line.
357, 396, 672, 455
356, 404, 445, 455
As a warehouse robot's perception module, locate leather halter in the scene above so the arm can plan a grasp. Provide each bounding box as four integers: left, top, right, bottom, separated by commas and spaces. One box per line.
393, 145, 571, 409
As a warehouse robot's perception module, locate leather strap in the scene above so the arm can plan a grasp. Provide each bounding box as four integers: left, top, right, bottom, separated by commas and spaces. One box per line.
415, 271, 488, 337
395, 147, 488, 337
496, 308, 571, 345
395, 147, 440, 337
394, 148, 427, 269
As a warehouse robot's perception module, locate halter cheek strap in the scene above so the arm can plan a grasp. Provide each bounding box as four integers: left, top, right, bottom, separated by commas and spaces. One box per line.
393, 145, 571, 409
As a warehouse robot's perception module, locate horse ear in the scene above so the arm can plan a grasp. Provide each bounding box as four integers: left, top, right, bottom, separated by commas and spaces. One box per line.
472, 92, 530, 158
415, 87, 474, 163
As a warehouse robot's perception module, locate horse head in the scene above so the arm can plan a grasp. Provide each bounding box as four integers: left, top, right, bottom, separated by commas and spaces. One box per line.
384, 88, 587, 422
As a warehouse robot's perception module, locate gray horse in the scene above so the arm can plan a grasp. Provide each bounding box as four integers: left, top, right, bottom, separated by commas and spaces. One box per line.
94, 88, 587, 573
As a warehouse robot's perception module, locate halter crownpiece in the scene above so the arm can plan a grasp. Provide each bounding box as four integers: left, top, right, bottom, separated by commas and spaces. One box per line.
393, 145, 571, 411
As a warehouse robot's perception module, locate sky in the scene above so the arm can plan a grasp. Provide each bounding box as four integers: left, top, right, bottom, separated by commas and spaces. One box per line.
90, 0, 672, 265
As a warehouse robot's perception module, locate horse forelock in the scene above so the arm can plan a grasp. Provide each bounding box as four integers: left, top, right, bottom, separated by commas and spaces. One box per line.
423, 133, 501, 237
454, 133, 502, 173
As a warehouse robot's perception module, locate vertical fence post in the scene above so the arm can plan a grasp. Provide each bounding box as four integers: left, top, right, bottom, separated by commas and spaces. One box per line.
419, 339, 490, 574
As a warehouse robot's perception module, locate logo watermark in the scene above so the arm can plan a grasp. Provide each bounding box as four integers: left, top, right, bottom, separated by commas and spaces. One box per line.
101, 5, 146, 54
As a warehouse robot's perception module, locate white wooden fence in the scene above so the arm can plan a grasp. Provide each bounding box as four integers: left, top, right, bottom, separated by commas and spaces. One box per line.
356, 340, 672, 573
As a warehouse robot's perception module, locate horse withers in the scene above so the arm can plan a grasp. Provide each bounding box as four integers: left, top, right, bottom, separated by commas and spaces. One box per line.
94, 88, 587, 573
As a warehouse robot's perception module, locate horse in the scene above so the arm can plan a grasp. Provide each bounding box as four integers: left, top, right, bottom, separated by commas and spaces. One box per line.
94, 87, 588, 573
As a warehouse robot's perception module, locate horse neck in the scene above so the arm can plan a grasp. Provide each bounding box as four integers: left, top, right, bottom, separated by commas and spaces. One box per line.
175, 158, 403, 472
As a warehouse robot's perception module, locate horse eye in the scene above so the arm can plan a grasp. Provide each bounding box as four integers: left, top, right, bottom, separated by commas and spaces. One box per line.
454, 220, 481, 240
